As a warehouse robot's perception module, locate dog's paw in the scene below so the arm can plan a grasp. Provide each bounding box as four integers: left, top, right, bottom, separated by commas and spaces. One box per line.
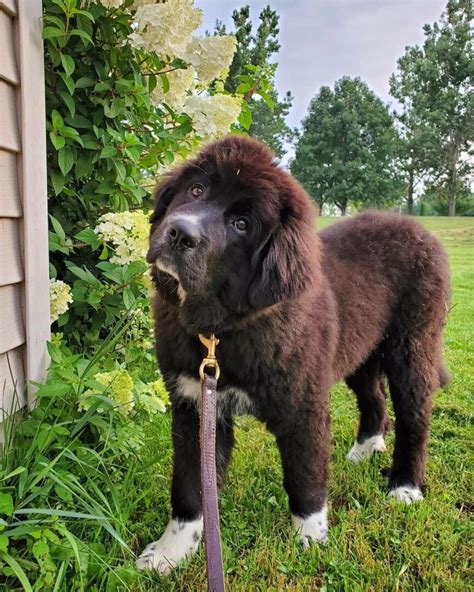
136, 517, 203, 573
388, 485, 423, 504
347, 434, 386, 464
292, 506, 328, 548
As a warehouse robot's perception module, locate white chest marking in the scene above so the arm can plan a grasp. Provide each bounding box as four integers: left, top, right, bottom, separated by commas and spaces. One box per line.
176, 373, 254, 416
136, 516, 203, 573
292, 505, 328, 547
347, 433, 386, 463
388, 485, 423, 504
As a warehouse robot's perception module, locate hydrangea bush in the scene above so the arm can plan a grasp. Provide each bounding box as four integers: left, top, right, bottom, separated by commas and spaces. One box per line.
44, 0, 265, 356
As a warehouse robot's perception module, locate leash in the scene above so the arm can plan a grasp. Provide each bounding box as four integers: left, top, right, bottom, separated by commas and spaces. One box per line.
198, 334, 225, 592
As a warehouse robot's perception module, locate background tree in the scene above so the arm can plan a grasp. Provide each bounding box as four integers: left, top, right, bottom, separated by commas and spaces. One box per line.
214, 5, 295, 157
291, 77, 401, 215
390, 0, 473, 216
394, 113, 434, 215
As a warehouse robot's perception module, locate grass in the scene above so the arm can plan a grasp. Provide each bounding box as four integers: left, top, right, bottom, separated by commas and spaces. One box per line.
132, 216, 473, 591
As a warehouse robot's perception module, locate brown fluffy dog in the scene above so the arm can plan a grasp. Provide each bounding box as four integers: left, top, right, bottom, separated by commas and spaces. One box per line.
136, 136, 450, 573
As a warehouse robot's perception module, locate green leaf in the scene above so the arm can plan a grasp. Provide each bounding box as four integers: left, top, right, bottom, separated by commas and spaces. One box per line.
70, 29, 93, 45
0, 493, 14, 516
75, 155, 94, 179
49, 215, 66, 241
0, 552, 33, 592
160, 74, 170, 94
238, 102, 252, 130
59, 91, 75, 117
99, 244, 108, 260
0, 534, 8, 552
58, 146, 74, 176
75, 77, 95, 88
60, 54, 75, 77
61, 126, 83, 146
60, 72, 75, 95
47, 341, 63, 363
1, 467, 26, 482
259, 89, 275, 109
100, 145, 117, 159
236, 82, 252, 94
43, 26, 65, 40
50, 132, 65, 150
113, 159, 126, 182
75, 229, 101, 250
51, 110, 64, 130
51, 170, 65, 195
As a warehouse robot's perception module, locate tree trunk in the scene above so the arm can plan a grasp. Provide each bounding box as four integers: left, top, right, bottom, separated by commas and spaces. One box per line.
407, 169, 414, 215
448, 139, 459, 217
338, 201, 347, 216
448, 184, 456, 216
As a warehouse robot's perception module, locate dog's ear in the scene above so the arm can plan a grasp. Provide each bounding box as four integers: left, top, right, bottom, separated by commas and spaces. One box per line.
149, 175, 175, 224
248, 202, 318, 309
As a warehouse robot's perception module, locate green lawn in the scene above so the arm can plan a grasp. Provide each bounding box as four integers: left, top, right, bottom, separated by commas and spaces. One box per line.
133, 217, 473, 591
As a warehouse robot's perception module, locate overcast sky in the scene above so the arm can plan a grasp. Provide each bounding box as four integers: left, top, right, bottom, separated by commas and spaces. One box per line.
197, 0, 447, 128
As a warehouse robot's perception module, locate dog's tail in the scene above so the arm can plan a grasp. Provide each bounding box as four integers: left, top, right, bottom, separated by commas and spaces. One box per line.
438, 361, 451, 389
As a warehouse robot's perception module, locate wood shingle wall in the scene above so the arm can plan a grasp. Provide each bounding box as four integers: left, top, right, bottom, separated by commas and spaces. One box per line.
0, 0, 49, 423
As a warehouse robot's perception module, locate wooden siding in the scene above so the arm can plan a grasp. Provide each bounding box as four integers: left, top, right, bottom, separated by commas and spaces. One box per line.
0, 285, 25, 354
0, 1, 16, 17
0, 347, 25, 413
0, 218, 23, 286
0, 150, 21, 217
0, 0, 49, 421
17, 0, 50, 405
0, 80, 20, 152
0, 10, 18, 84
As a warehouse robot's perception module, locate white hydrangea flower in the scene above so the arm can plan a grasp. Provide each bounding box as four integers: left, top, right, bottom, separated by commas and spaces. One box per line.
183, 36, 237, 85
129, 0, 202, 57
150, 66, 196, 110
95, 211, 149, 265
131, 0, 157, 8
98, 0, 124, 8
183, 94, 242, 140
50, 279, 73, 323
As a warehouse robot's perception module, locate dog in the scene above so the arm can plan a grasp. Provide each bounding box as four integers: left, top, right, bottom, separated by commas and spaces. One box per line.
136, 135, 450, 573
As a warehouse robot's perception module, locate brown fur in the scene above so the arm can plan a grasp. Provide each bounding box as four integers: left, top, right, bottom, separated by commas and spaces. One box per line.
147, 135, 451, 527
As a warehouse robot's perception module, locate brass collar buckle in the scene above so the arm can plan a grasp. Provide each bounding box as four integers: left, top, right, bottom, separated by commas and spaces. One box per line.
198, 333, 221, 381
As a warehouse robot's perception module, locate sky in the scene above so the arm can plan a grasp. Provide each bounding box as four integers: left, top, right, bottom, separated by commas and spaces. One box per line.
197, 0, 447, 128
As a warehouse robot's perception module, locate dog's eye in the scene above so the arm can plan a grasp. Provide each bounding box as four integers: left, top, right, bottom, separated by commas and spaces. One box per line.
191, 184, 204, 198
233, 218, 248, 233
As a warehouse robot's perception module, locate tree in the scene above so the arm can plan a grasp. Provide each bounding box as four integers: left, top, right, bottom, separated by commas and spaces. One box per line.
390, 0, 473, 216
214, 5, 295, 157
291, 77, 401, 215
394, 113, 434, 215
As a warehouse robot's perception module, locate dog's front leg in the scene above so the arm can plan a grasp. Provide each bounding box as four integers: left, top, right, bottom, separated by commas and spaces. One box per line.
136, 400, 234, 573
136, 400, 201, 573
275, 404, 330, 547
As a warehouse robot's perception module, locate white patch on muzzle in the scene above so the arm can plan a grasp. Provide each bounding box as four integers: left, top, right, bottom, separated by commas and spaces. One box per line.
154, 260, 186, 303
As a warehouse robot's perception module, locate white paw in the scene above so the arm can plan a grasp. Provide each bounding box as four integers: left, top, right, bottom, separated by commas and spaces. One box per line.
136, 517, 203, 574
347, 434, 386, 464
388, 485, 423, 504
292, 506, 328, 548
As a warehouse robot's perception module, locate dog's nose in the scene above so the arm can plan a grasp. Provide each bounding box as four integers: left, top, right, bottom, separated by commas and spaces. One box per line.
169, 217, 201, 249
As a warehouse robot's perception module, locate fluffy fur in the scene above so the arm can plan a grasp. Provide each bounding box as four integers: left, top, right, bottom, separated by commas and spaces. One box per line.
137, 136, 451, 571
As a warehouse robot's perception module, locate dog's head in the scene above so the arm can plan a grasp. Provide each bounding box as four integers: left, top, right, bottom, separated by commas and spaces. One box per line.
148, 135, 320, 333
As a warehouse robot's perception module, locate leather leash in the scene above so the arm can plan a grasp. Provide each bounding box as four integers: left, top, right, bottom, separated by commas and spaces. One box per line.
198, 334, 225, 592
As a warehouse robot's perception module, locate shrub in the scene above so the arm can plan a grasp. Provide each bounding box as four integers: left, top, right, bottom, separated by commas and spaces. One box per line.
43, 0, 268, 354
0, 327, 169, 589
